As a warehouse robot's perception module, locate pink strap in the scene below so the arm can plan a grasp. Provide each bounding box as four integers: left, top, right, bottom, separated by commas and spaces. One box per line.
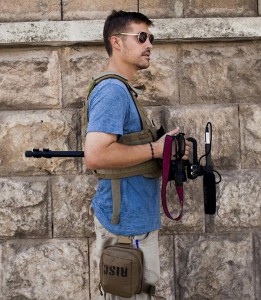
161, 135, 184, 221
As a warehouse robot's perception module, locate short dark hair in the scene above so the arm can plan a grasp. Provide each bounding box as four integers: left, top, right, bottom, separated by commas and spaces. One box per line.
103, 10, 153, 56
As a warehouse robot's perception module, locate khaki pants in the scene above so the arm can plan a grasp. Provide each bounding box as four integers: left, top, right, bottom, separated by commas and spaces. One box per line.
94, 217, 165, 300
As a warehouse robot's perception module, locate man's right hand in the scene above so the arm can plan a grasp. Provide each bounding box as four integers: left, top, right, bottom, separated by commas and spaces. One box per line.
153, 127, 191, 160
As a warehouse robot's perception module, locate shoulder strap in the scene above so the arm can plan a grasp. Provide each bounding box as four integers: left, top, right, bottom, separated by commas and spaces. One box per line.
82, 72, 153, 137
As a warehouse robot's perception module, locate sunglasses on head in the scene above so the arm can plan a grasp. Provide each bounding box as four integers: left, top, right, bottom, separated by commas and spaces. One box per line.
115, 31, 154, 44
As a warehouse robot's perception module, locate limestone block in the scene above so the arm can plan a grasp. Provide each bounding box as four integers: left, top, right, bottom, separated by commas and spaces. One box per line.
254, 232, 261, 298
240, 104, 261, 169
0, 110, 80, 176
153, 17, 261, 42
52, 175, 98, 237
179, 42, 261, 104
2, 239, 89, 299
62, 0, 137, 20
164, 104, 240, 170
1, 18, 261, 47
216, 170, 261, 230
135, 44, 179, 106
175, 233, 255, 299
60, 47, 107, 108
0, 177, 50, 237
145, 106, 165, 129
0, 0, 61, 22
140, 0, 183, 18
183, 0, 257, 17
0, 49, 61, 110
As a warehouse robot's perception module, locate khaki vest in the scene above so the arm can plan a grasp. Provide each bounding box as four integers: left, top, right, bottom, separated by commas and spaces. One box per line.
83, 72, 162, 224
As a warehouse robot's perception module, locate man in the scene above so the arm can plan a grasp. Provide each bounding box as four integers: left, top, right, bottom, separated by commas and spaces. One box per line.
84, 10, 190, 299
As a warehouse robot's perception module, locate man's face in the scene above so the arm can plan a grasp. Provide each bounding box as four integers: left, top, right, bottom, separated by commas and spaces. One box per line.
118, 22, 153, 72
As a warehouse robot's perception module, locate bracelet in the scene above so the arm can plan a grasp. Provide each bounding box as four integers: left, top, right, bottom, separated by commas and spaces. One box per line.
149, 142, 154, 160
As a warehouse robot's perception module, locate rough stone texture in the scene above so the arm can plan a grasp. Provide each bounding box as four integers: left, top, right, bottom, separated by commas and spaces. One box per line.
0, 49, 62, 110
0, 177, 50, 238
145, 106, 165, 129
0, 110, 80, 176
52, 175, 97, 238
0, 0, 258, 21
0, 3, 261, 299
160, 178, 205, 234
164, 105, 240, 170
135, 44, 180, 106
183, 0, 258, 17
179, 42, 261, 104
215, 170, 261, 231
1, 239, 89, 299
1, 18, 261, 47
0, 20, 104, 46
240, 104, 261, 169
61, 44, 180, 108
175, 233, 255, 299
62, 0, 137, 20
153, 17, 261, 42
0, 0, 61, 22
140, 0, 184, 18
60, 47, 107, 108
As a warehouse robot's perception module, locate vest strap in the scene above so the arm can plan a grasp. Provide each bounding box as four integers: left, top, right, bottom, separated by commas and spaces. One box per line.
111, 179, 121, 225
94, 159, 161, 179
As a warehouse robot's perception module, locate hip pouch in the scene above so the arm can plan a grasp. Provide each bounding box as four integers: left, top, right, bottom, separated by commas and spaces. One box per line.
99, 244, 144, 298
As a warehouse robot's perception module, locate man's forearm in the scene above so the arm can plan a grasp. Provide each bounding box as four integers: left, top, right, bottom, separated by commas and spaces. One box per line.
84, 128, 186, 170
85, 140, 161, 170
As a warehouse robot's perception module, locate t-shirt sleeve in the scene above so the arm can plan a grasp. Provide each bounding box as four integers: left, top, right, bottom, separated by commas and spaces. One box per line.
87, 81, 130, 136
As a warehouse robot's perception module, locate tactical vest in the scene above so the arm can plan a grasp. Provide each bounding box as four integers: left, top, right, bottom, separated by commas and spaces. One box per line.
83, 72, 162, 224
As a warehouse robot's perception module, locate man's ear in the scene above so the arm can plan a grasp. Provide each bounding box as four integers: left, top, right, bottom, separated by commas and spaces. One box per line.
110, 36, 122, 52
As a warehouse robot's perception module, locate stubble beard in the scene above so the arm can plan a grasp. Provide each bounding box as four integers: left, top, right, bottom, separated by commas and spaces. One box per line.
138, 49, 151, 70
122, 48, 151, 71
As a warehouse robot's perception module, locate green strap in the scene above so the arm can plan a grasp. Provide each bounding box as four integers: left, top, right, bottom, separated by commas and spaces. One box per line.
92, 71, 128, 82
111, 179, 121, 225
94, 159, 161, 179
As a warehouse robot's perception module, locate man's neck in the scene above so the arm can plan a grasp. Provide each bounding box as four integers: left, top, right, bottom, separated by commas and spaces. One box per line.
104, 59, 137, 81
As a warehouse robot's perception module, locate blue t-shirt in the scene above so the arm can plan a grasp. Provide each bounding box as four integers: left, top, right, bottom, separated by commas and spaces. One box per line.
87, 78, 161, 236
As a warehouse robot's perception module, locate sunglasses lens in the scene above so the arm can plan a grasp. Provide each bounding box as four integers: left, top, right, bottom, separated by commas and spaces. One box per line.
138, 32, 147, 43
149, 34, 154, 44
138, 32, 154, 44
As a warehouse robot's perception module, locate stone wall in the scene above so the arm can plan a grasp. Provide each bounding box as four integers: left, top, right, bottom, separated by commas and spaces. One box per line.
0, 1, 261, 299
